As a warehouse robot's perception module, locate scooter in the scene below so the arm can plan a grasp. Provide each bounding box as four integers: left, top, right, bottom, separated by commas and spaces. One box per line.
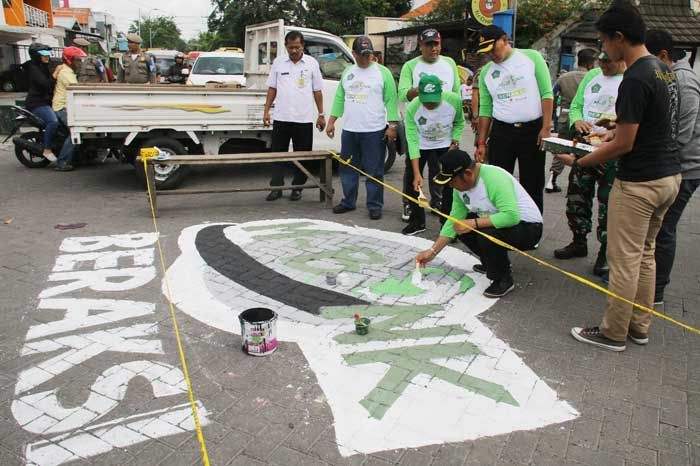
4, 105, 70, 168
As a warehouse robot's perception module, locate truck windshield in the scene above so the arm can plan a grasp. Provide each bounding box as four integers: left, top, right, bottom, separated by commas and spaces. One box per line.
193, 57, 244, 75
154, 58, 175, 75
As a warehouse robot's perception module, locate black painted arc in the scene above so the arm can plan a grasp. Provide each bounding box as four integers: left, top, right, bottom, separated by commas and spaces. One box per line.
195, 225, 369, 315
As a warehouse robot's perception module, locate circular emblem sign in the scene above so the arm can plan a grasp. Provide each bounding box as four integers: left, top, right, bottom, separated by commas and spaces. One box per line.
471, 0, 507, 25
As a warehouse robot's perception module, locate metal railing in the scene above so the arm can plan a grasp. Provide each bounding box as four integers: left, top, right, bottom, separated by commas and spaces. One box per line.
23, 4, 50, 28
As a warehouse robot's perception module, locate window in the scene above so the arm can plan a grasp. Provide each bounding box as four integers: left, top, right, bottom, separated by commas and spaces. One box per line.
270, 41, 278, 63
305, 38, 352, 80
258, 43, 268, 65
193, 57, 244, 75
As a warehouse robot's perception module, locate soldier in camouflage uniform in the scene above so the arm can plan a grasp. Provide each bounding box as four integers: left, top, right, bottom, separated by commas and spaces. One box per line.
73, 38, 108, 83
119, 33, 157, 84
554, 52, 626, 277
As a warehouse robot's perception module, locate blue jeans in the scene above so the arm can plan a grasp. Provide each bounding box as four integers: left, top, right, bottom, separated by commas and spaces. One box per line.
31, 105, 58, 149
339, 129, 385, 211
55, 109, 75, 166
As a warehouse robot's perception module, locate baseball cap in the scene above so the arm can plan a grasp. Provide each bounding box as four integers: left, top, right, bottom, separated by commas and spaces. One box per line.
37, 50, 52, 57
419, 28, 441, 44
352, 36, 374, 55
433, 149, 476, 185
419, 74, 443, 104
477, 25, 507, 54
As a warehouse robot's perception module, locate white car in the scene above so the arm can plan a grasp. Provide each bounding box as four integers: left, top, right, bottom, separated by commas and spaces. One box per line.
186, 51, 246, 86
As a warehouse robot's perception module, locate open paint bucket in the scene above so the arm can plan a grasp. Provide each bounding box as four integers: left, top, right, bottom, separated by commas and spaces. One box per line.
238, 308, 278, 356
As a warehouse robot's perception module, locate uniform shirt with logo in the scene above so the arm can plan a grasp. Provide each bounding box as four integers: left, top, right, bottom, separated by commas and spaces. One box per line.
478, 49, 553, 123
404, 91, 465, 159
440, 164, 543, 238
77, 55, 106, 83
568, 67, 623, 132
331, 63, 400, 133
266, 54, 323, 124
120, 52, 155, 83
398, 55, 461, 102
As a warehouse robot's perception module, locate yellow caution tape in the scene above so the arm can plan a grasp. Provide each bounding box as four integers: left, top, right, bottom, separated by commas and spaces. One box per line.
330, 151, 700, 336
141, 157, 211, 466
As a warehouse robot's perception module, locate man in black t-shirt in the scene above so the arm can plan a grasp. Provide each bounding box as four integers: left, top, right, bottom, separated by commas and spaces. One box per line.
555, 0, 681, 352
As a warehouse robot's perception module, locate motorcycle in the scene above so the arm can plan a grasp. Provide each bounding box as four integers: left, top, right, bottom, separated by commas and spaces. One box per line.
4, 105, 70, 168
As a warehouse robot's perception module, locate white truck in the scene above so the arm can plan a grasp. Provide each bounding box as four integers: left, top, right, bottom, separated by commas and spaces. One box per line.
61, 20, 399, 190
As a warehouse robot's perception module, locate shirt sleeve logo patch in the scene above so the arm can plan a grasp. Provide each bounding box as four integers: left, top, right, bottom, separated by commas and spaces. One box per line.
418, 116, 428, 125
591, 83, 602, 94
491, 70, 500, 79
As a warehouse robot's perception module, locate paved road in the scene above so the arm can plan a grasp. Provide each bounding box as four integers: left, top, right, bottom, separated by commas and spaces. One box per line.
0, 140, 698, 466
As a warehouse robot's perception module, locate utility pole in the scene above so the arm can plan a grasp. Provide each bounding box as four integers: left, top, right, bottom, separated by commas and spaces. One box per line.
138, 8, 141, 37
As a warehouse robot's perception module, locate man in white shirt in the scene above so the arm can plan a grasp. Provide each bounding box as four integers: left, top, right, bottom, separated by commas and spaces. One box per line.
476, 25, 554, 214
326, 36, 400, 220
263, 31, 325, 202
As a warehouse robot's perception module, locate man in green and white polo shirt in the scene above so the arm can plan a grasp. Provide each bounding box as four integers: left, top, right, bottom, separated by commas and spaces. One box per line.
398, 28, 461, 219
416, 149, 543, 298
554, 52, 625, 278
476, 25, 553, 214
402, 74, 465, 236
326, 36, 400, 220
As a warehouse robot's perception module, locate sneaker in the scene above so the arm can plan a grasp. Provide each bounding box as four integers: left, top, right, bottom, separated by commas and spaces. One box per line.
627, 328, 649, 345
483, 278, 514, 298
554, 241, 588, 259
654, 293, 664, 306
402, 223, 425, 236
601, 273, 609, 285
43, 152, 57, 163
593, 246, 608, 277
401, 203, 411, 222
369, 210, 382, 220
333, 204, 355, 214
545, 184, 562, 193
266, 190, 282, 201
570, 326, 626, 351
289, 189, 302, 201
54, 164, 74, 172
472, 264, 487, 274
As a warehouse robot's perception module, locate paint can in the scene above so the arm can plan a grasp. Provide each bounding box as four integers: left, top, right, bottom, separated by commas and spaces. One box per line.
238, 308, 278, 356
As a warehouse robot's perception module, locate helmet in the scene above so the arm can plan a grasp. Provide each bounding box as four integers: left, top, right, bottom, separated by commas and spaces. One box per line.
62, 46, 87, 66
28, 42, 51, 61
175, 52, 185, 59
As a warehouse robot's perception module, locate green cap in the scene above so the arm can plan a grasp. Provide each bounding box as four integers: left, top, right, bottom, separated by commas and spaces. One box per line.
418, 74, 442, 104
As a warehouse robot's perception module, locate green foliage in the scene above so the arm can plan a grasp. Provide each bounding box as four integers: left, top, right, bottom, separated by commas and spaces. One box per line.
128, 16, 187, 51
304, 0, 412, 36
186, 32, 219, 52
515, 0, 591, 48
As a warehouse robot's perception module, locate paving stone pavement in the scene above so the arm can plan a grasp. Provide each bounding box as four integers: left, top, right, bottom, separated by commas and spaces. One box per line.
0, 139, 699, 466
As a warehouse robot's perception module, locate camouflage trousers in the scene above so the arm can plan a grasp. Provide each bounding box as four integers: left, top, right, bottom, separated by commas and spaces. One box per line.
566, 159, 618, 245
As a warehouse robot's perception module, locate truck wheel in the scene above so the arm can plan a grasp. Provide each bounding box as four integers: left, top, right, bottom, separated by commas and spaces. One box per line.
14, 131, 51, 168
134, 137, 191, 190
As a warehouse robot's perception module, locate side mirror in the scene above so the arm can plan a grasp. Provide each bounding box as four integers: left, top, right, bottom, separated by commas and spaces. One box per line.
181, 68, 190, 75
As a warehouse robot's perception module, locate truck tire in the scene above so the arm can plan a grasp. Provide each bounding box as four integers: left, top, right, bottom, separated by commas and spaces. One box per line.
134, 137, 190, 190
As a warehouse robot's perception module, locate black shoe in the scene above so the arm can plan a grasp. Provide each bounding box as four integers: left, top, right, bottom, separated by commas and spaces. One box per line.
601, 273, 609, 285
483, 278, 514, 298
593, 246, 608, 276
473, 264, 487, 274
554, 241, 587, 259
402, 223, 425, 236
333, 204, 355, 214
289, 189, 302, 201
545, 182, 562, 193
571, 326, 626, 351
266, 190, 282, 201
654, 293, 664, 306
401, 203, 411, 222
369, 210, 382, 220
54, 164, 74, 172
628, 328, 649, 345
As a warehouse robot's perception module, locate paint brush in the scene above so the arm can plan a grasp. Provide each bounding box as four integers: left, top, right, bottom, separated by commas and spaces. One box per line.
412, 261, 422, 286
417, 187, 429, 209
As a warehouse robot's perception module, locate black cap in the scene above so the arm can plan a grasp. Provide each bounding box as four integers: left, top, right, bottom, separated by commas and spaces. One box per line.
352, 36, 374, 55
419, 28, 441, 44
433, 149, 476, 185
477, 25, 507, 53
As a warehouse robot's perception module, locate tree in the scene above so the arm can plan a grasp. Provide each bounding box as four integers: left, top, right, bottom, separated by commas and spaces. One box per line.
186, 31, 219, 52
129, 16, 187, 50
413, 0, 465, 24
515, 0, 591, 48
304, 0, 411, 37
208, 0, 306, 48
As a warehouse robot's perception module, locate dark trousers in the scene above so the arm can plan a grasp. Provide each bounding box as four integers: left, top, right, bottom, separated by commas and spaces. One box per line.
654, 178, 700, 297
269, 121, 314, 188
405, 147, 449, 224
403, 149, 443, 211
458, 222, 543, 281
488, 119, 546, 213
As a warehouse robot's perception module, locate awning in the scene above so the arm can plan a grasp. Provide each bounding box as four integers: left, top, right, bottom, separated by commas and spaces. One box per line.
0, 24, 63, 43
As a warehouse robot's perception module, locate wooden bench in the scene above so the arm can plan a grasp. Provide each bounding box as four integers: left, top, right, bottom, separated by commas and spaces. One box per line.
139, 151, 334, 216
